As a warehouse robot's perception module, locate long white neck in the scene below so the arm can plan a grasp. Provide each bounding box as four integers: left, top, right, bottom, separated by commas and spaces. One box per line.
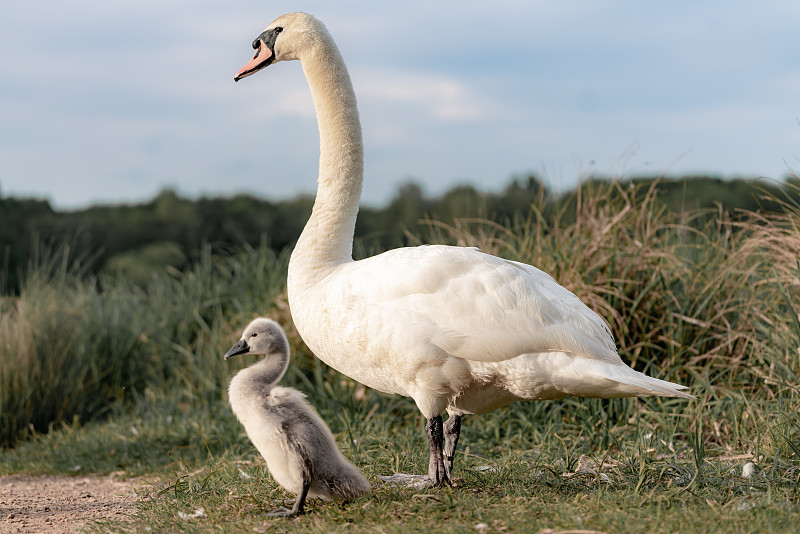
288, 30, 363, 294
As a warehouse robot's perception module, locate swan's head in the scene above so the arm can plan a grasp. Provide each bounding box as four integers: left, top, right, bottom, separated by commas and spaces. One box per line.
234, 12, 328, 82
224, 318, 290, 361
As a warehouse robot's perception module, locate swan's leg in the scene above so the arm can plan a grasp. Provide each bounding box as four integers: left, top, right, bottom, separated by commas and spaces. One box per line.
426, 415, 451, 486
266, 480, 310, 517
443, 414, 462, 480
378, 415, 452, 488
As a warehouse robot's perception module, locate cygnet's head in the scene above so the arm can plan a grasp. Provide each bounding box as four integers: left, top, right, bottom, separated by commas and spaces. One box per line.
224, 318, 290, 360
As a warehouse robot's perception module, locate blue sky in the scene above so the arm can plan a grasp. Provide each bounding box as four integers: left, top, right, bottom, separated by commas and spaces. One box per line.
1, 1, 798, 208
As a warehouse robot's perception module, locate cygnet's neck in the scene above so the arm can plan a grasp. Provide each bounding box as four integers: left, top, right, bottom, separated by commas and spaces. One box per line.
288, 28, 364, 294
238, 353, 289, 389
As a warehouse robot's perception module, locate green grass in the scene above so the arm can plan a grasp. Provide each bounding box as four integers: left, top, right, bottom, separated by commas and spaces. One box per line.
124, 452, 799, 534
5, 386, 798, 533
2, 180, 800, 532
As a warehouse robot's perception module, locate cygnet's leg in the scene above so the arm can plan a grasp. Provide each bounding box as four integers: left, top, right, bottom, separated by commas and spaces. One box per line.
266, 480, 310, 517
443, 414, 462, 480
378, 415, 452, 488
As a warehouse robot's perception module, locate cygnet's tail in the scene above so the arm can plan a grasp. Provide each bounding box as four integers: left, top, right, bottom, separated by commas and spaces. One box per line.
329, 461, 371, 500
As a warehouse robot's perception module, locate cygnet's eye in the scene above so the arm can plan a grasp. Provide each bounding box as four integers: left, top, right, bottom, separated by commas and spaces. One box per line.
251, 333, 258, 337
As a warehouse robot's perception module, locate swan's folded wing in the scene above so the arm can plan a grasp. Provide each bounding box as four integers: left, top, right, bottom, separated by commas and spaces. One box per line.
332, 245, 621, 364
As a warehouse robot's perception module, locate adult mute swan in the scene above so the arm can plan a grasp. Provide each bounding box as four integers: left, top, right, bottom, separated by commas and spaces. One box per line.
226, 318, 370, 516
234, 12, 693, 487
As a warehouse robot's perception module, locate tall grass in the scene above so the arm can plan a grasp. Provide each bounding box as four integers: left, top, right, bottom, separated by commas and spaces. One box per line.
424, 181, 797, 389
0, 243, 288, 447
1, 179, 798, 462
421, 180, 799, 453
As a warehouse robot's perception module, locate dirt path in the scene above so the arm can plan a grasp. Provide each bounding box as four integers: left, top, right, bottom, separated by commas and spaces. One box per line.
0, 473, 139, 533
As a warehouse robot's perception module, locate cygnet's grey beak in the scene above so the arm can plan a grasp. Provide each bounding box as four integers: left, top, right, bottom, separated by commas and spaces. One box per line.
224, 339, 251, 359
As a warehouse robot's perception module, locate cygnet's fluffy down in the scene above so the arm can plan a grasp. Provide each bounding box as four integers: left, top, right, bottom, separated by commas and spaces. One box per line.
226, 318, 370, 516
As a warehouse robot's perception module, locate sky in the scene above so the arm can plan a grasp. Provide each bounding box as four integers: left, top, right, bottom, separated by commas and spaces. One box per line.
1, 1, 799, 209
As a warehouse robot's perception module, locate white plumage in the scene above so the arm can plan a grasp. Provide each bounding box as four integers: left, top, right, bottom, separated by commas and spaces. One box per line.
234, 12, 693, 487
225, 318, 370, 516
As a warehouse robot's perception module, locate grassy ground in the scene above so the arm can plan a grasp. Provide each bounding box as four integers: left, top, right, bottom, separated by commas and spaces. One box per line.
2, 180, 799, 532
3, 389, 798, 533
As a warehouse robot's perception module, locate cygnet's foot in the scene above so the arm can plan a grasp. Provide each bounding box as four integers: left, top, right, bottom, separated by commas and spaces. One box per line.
265, 506, 301, 517
378, 473, 436, 489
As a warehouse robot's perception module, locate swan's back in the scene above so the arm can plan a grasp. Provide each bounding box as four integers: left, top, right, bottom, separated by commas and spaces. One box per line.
294, 245, 616, 362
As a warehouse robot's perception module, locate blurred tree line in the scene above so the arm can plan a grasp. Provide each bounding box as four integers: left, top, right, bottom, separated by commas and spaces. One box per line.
0, 174, 796, 295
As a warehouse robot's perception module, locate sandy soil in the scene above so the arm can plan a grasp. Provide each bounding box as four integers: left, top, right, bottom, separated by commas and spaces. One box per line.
0, 473, 139, 533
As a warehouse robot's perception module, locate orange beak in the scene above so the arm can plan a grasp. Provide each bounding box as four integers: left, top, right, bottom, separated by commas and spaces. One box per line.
234, 41, 274, 81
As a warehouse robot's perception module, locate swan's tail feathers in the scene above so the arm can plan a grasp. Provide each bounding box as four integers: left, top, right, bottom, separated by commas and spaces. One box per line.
613, 372, 696, 400
565, 359, 696, 400
602, 363, 696, 400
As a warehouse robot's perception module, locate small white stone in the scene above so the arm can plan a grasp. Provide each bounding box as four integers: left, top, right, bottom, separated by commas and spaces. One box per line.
742, 462, 756, 479
178, 508, 205, 520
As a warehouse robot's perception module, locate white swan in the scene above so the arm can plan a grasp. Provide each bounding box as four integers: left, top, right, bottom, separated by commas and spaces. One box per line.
234, 12, 693, 487
225, 318, 370, 516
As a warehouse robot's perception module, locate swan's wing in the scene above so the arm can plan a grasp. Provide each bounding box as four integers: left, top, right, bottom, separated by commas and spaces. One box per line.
330, 245, 620, 364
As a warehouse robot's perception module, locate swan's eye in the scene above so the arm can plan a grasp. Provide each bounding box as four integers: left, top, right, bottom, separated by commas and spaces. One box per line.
251, 333, 258, 337
274, 27, 283, 34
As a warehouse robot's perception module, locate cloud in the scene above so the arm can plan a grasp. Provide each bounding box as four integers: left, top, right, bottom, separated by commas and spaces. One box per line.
355, 69, 489, 122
